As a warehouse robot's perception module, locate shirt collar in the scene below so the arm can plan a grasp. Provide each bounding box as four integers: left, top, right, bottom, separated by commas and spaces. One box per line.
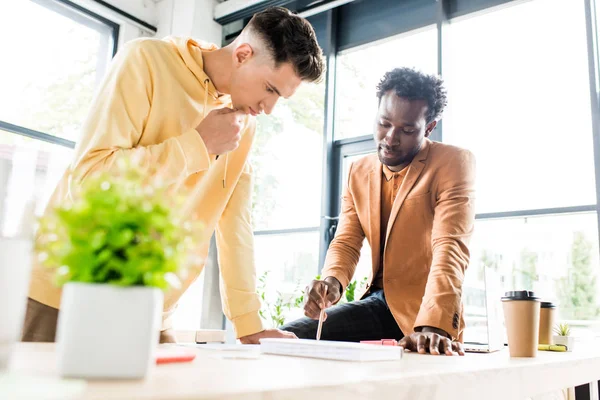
382, 164, 409, 181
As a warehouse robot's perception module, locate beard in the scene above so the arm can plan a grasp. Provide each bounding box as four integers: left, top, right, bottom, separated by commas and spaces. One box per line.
377, 143, 421, 168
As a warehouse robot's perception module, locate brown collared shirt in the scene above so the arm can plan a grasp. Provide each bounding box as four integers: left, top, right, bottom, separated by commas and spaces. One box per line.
372, 164, 409, 289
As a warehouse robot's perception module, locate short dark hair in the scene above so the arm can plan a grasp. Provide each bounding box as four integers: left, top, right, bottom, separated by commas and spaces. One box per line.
376, 67, 447, 123
247, 7, 325, 83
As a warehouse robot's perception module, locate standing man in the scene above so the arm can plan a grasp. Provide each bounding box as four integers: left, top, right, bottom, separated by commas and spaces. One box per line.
283, 68, 476, 355
24, 7, 325, 344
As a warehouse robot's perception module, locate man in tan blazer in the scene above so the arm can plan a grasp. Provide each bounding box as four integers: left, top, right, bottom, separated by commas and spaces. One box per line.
282, 67, 476, 356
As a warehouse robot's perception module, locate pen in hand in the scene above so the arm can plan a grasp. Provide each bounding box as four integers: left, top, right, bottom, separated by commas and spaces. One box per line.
316, 285, 328, 341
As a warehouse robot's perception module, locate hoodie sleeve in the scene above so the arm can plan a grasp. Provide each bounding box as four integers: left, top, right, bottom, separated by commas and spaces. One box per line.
215, 127, 265, 337
70, 39, 211, 185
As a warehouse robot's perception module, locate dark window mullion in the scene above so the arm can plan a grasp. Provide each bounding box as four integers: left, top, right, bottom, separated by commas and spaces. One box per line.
0, 120, 76, 149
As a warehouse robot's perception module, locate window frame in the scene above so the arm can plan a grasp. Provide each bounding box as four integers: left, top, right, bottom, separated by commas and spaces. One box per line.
325, 0, 600, 265
0, 0, 120, 150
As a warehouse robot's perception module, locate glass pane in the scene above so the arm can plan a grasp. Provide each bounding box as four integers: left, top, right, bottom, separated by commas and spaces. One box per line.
254, 231, 320, 327
335, 26, 438, 139
0, 0, 113, 141
172, 272, 204, 331
251, 82, 325, 231
352, 238, 372, 285
464, 213, 600, 340
0, 130, 72, 237
444, 0, 596, 213
340, 153, 376, 284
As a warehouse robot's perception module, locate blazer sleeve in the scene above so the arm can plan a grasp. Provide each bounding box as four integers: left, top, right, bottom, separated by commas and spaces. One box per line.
414, 149, 476, 340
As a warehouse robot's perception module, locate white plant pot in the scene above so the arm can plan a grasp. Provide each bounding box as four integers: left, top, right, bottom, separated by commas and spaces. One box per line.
553, 335, 575, 352
56, 282, 163, 379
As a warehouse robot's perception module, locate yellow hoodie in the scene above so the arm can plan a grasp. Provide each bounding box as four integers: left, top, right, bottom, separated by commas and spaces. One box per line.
28, 37, 265, 338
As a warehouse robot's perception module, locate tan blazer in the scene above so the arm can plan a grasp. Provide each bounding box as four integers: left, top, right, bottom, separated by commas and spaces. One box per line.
321, 139, 476, 340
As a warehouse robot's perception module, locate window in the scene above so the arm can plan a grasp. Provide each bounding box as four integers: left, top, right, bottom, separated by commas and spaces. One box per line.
251, 82, 326, 328
171, 274, 205, 331
443, 0, 596, 213
254, 231, 321, 326
252, 82, 325, 231
0, 0, 117, 225
442, 0, 600, 337
0, 130, 72, 236
327, 0, 600, 341
335, 26, 438, 139
330, 25, 439, 296
342, 152, 375, 285
0, 0, 117, 141
464, 213, 600, 339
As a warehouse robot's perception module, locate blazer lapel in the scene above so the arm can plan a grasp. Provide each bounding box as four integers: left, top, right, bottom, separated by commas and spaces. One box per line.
368, 165, 381, 277
385, 139, 431, 242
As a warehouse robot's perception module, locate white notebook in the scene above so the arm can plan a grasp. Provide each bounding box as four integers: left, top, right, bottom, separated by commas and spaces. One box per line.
259, 339, 403, 362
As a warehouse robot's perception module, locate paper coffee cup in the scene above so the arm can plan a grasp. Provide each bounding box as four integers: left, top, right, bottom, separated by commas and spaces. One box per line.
539, 302, 556, 345
502, 290, 540, 357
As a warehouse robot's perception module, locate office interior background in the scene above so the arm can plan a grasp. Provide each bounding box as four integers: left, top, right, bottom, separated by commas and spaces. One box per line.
1, 0, 600, 343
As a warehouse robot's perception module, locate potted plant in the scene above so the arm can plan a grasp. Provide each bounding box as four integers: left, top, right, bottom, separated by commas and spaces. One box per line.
36, 160, 196, 379
553, 323, 575, 352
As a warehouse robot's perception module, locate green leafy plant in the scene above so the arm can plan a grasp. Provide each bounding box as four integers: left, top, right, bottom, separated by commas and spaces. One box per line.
257, 271, 304, 328
345, 280, 358, 302
35, 159, 197, 290
554, 322, 571, 337
256, 273, 370, 327
339, 276, 369, 304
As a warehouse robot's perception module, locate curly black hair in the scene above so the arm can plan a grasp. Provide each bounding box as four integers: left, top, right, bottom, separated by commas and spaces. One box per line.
376, 67, 447, 123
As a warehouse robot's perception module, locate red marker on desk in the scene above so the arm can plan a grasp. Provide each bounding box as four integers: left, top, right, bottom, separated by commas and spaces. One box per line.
155, 348, 196, 364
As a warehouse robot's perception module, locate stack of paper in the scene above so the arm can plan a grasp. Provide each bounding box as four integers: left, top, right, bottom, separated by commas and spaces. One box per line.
260, 339, 403, 362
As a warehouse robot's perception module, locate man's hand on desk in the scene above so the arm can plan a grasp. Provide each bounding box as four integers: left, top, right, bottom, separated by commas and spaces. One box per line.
399, 327, 465, 356
160, 329, 177, 344
303, 277, 342, 320
239, 329, 298, 345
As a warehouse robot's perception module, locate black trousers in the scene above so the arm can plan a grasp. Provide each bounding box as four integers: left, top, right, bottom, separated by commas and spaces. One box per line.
281, 290, 404, 342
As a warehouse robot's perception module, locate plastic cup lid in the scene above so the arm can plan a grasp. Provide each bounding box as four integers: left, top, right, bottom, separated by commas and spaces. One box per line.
501, 290, 540, 301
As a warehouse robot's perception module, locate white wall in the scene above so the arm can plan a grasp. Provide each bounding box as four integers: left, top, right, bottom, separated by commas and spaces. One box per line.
100, 0, 159, 26
67, 0, 158, 46
70, 0, 159, 25
156, 0, 222, 44
71, 0, 222, 47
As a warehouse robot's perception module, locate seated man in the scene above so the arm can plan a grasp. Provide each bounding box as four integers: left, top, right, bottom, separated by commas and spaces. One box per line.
282, 67, 476, 356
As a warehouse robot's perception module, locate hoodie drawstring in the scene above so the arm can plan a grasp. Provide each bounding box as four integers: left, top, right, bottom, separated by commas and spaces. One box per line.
203, 79, 209, 119
203, 78, 227, 189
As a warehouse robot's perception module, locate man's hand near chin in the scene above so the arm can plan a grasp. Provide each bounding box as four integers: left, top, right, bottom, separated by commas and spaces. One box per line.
398, 326, 465, 356
239, 329, 298, 345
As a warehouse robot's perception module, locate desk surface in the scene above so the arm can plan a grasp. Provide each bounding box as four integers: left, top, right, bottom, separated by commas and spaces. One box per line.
4, 342, 600, 400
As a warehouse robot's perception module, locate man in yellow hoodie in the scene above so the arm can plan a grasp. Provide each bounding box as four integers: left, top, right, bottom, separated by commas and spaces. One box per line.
23, 7, 325, 344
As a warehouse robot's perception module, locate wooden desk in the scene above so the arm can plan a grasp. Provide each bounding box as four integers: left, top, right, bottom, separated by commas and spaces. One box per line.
4, 342, 600, 400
